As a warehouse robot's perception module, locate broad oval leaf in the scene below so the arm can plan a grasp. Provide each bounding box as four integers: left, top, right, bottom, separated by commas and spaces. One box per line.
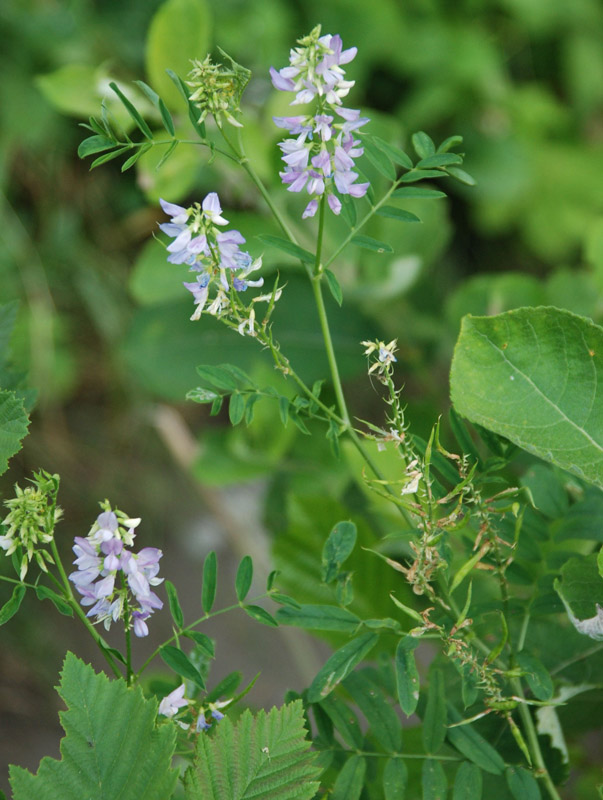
276, 604, 360, 632
505, 766, 541, 800
307, 633, 378, 703
451, 308, 603, 489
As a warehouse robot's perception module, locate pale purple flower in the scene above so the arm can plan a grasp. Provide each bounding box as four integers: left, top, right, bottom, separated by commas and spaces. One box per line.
159, 684, 189, 717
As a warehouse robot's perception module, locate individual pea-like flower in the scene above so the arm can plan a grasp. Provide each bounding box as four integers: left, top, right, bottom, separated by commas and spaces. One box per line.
159, 193, 264, 321
196, 700, 229, 732
271, 25, 370, 218
187, 49, 251, 128
0, 471, 62, 580
362, 339, 398, 381
69, 505, 163, 637
158, 684, 189, 718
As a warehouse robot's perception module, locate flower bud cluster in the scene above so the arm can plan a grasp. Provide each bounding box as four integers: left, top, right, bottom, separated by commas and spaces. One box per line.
0, 472, 61, 580
159, 193, 264, 320
187, 50, 251, 129
69, 507, 163, 638
270, 25, 369, 218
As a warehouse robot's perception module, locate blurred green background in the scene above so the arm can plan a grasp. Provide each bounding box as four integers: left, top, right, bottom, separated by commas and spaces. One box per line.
1, 0, 602, 795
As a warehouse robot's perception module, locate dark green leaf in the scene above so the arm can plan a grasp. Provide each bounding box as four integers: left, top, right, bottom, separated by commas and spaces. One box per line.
196, 364, 239, 392
256, 235, 315, 264
395, 637, 420, 715
165, 69, 207, 138
383, 758, 408, 800
376, 206, 421, 223
134, 80, 176, 136
165, 580, 184, 629
422, 758, 448, 800
453, 762, 482, 800
516, 652, 553, 701
318, 694, 363, 749
307, 633, 379, 702
183, 630, 215, 659
392, 186, 446, 199
276, 604, 360, 632
235, 555, 253, 602
99, 645, 127, 665
350, 234, 393, 253
417, 153, 463, 168
204, 671, 242, 704
554, 553, 603, 639
322, 521, 357, 583
438, 135, 463, 153
411, 131, 435, 159
362, 137, 397, 180
372, 136, 413, 169
159, 645, 205, 689
446, 706, 505, 774
331, 755, 366, 800
505, 766, 541, 800
228, 392, 245, 425
340, 193, 357, 227
201, 551, 217, 613
423, 669, 446, 753
89, 146, 133, 169
0, 583, 26, 625
324, 268, 343, 306
109, 82, 153, 140
399, 169, 444, 183
270, 592, 302, 608
77, 135, 116, 158
243, 604, 278, 626
34, 585, 73, 616
343, 671, 402, 751
0, 391, 30, 476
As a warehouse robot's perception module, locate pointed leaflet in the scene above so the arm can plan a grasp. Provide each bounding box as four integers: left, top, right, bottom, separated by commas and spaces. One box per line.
446, 706, 505, 775
0, 390, 30, 476
318, 694, 363, 749
422, 758, 448, 800
516, 652, 553, 701
395, 637, 420, 715
423, 669, 446, 753
331, 755, 366, 800
159, 645, 205, 690
343, 671, 402, 751
322, 521, 357, 583
0, 584, 26, 626
453, 762, 482, 799
9, 652, 178, 800
307, 633, 379, 702
276, 604, 361, 632
183, 700, 320, 800
235, 555, 253, 601
202, 550, 217, 613
505, 766, 541, 800
383, 758, 408, 800
451, 308, 603, 489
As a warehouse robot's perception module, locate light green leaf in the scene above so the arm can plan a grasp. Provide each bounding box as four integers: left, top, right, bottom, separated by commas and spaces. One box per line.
229, 392, 246, 425
422, 758, 448, 800
412, 131, 436, 159
392, 187, 446, 199
453, 762, 482, 799
307, 633, 378, 702
395, 637, 420, 716
516, 652, 554, 701
376, 206, 421, 223
446, 167, 476, 186
9, 653, 178, 800
383, 758, 408, 800
423, 670, 446, 753
183, 700, 321, 800
0, 390, 30, 476
276, 604, 361, 632
145, 0, 212, 109
450, 308, 603, 489
322, 521, 357, 583
77, 135, 115, 158
446, 706, 505, 774
505, 766, 541, 800
351, 234, 393, 254
331, 755, 366, 800
362, 137, 397, 180
0, 584, 26, 626
343, 671, 402, 751
256, 235, 315, 264
324, 268, 343, 306
371, 137, 413, 169
417, 153, 463, 169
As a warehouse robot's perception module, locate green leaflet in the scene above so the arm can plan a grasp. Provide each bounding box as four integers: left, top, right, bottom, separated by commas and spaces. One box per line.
202, 551, 217, 613
505, 766, 541, 800
516, 652, 554, 701
322, 521, 357, 583
554, 553, 603, 640
276, 604, 361, 632
307, 633, 379, 702
383, 758, 408, 800
331, 755, 366, 800
318, 694, 363, 749
183, 700, 321, 800
0, 584, 26, 626
343, 670, 402, 751
422, 758, 448, 800
451, 307, 603, 490
422, 669, 446, 753
395, 637, 420, 715
453, 762, 482, 799
9, 653, 178, 800
0, 389, 30, 476
446, 706, 505, 774
235, 555, 253, 601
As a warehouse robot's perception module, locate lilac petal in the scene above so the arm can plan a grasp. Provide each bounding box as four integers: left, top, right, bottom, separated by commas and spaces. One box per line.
132, 614, 149, 637
348, 182, 369, 198
216, 230, 246, 245
137, 547, 163, 567
94, 575, 115, 599
302, 199, 319, 219
97, 511, 118, 532
167, 228, 192, 252
159, 198, 187, 218
269, 66, 296, 92
158, 222, 185, 237
328, 194, 342, 215
339, 46, 358, 64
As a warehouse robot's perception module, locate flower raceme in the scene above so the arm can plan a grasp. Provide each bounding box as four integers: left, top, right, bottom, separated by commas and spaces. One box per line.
159, 193, 263, 320
69, 508, 163, 637
271, 26, 369, 218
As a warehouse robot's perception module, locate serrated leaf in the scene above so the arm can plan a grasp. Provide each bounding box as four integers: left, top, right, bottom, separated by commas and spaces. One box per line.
165, 580, 184, 629
0, 583, 26, 625
183, 700, 321, 800
235, 555, 253, 602
376, 206, 421, 223
343, 671, 402, 751
392, 187, 446, 200
516, 652, 553, 701
383, 758, 408, 800
423, 669, 446, 753
350, 234, 393, 254
322, 521, 357, 583
257, 235, 315, 264
0, 390, 30, 476
202, 551, 217, 613
35, 585, 73, 617
331, 755, 366, 800
453, 762, 482, 799
395, 637, 420, 715
244, 604, 278, 626
324, 269, 343, 306
451, 308, 603, 489
411, 131, 435, 159
276, 604, 360, 632
9, 652, 178, 799
307, 633, 379, 702
160, 645, 205, 689
318, 694, 363, 749
422, 758, 448, 800
505, 766, 541, 800
446, 706, 505, 774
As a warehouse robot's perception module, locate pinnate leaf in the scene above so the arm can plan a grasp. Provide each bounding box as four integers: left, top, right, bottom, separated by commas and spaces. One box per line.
9, 652, 178, 800
451, 308, 603, 489
183, 700, 321, 800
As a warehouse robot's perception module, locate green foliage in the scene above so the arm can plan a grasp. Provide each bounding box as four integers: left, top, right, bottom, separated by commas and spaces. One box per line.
182, 700, 321, 800
451, 307, 603, 488
9, 653, 178, 799
554, 554, 603, 639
